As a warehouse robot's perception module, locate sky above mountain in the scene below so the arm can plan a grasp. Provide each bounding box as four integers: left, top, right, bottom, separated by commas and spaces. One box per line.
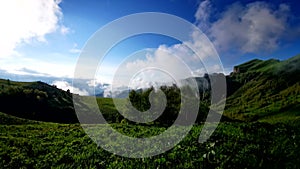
0, 0, 300, 95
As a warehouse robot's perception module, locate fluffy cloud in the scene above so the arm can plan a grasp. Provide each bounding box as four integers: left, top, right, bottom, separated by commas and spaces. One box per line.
52, 80, 89, 96
111, 46, 189, 89
196, 1, 291, 54
0, 0, 68, 58
1, 54, 76, 78
110, 31, 223, 90
195, 0, 212, 31
69, 43, 82, 54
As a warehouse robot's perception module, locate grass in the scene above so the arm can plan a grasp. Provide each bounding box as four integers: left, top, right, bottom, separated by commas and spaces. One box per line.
224, 59, 300, 121
259, 105, 300, 125
0, 112, 38, 125
0, 79, 33, 87
0, 117, 299, 168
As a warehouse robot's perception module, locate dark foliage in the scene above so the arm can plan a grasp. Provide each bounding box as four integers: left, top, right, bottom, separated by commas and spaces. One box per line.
0, 81, 78, 123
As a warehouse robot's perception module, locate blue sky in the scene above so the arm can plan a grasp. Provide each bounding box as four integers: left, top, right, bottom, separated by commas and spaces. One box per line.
0, 0, 299, 95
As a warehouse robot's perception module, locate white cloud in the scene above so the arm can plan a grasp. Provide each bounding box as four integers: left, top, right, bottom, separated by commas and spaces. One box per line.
113, 47, 185, 87
0, 55, 76, 78
195, 1, 291, 54
195, 0, 212, 31
86, 79, 109, 90
111, 35, 222, 89
0, 0, 68, 58
87, 79, 100, 87
69, 49, 81, 54
102, 17, 226, 89
52, 80, 89, 96
60, 25, 70, 35
69, 43, 82, 54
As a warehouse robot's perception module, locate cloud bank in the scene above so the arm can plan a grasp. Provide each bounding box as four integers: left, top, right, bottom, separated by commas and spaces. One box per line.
52, 80, 89, 96
195, 0, 292, 54
108, 30, 222, 91
0, 0, 68, 58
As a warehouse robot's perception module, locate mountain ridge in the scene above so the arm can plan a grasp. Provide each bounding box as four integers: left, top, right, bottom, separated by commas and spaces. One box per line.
0, 54, 299, 124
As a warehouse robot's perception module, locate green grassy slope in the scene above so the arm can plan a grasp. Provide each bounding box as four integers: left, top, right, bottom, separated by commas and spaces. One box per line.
224, 54, 300, 123
0, 122, 299, 168
0, 112, 38, 125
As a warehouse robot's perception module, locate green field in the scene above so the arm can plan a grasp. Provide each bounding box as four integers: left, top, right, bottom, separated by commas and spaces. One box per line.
0, 111, 299, 168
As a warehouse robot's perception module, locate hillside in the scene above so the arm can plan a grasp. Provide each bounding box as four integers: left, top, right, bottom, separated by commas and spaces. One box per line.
224, 54, 300, 123
0, 79, 79, 123
0, 55, 299, 124
0, 111, 39, 125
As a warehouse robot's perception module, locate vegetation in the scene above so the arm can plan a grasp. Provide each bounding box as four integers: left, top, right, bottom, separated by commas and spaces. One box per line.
0, 112, 38, 125
0, 120, 299, 168
0, 54, 300, 168
224, 54, 300, 122
0, 55, 299, 125
0, 79, 78, 123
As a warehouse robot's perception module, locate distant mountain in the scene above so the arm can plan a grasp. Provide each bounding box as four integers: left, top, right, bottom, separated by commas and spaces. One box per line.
0, 69, 110, 96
